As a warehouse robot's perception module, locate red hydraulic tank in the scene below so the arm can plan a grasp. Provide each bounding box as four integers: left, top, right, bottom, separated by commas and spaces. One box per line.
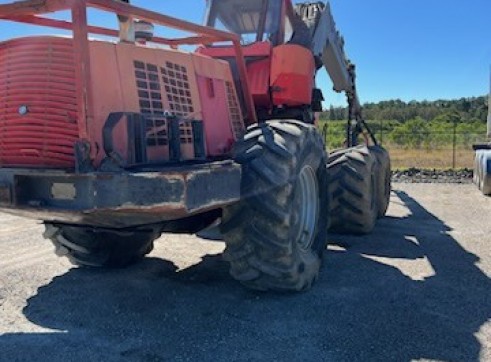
270, 44, 315, 107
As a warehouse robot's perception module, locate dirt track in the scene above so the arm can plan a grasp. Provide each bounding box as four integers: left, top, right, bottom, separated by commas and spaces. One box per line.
0, 184, 490, 361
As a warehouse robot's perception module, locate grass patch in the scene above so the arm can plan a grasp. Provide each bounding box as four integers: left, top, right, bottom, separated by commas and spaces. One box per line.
384, 147, 475, 169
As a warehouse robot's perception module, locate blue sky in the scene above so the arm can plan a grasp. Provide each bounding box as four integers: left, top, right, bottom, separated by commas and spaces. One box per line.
0, 0, 489, 107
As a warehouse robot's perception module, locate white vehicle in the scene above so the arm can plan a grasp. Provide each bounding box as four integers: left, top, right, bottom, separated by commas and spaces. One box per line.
473, 72, 491, 195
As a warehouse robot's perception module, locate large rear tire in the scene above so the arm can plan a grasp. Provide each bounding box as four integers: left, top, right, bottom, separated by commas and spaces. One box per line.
370, 145, 391, 218
220, 120, 329, 292
43, 223, 161, 268
327, 146, 377, 235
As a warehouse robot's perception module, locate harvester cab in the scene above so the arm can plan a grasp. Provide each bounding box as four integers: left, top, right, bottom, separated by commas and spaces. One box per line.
204, 0, 285, 46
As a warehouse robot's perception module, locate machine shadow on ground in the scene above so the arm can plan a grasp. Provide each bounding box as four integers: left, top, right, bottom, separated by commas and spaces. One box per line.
0, 191, 489, 361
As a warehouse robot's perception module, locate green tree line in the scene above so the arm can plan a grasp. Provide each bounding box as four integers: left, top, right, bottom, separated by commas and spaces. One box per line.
323, 96, 488, 123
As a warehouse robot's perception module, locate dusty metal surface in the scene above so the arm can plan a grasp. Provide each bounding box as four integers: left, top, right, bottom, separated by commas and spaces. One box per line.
0, 161, 241, 228
0, 183, 490, 361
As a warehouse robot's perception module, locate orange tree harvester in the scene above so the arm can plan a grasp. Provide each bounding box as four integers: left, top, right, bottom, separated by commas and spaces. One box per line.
0, 0, 391, 291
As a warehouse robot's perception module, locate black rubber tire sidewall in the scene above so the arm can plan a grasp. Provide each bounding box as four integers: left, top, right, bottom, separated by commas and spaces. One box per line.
327, 146, 378, 235
369, 145, 391, 218
44, 223, 159, 268
220, 120, 329, 292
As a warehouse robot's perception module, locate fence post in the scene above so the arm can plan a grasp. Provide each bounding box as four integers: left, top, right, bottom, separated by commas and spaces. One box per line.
379, 119, 383, 145
452, 119, 457, 169
322, 123, 328, 146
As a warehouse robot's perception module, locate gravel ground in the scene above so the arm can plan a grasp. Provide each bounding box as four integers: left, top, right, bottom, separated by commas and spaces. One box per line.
392, 168, 474, 184
0, 184, 490, 361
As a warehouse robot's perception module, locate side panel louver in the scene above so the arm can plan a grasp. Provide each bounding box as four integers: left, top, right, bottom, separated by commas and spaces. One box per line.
0, 37, 78, 168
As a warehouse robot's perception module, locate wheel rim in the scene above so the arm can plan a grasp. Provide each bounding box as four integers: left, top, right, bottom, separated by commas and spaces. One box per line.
293, 165, 320, 250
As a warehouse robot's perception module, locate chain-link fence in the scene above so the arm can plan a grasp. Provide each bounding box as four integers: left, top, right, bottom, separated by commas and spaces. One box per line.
320, 121, 487, 169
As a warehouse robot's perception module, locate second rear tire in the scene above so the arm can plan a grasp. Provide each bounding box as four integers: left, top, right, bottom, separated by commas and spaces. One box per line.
327, 146, 378, 235
370, 145, 391, 218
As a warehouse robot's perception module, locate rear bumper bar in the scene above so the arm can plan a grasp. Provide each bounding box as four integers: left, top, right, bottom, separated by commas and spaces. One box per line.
0, 161, 241, 228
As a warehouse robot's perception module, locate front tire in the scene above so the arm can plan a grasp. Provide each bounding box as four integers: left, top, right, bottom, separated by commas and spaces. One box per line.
43, 223, 161, 268
221, 120, 329, 292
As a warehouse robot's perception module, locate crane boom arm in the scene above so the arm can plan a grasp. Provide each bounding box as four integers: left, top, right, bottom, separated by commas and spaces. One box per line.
294, 2, 374, 145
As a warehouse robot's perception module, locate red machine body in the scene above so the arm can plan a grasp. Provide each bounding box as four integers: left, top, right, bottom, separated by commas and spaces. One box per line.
0, 0, 259, 172
0, 0, 318, 171
0, 36, 244, 168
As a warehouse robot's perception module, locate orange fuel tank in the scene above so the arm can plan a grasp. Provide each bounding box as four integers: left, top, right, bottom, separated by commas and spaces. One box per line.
270, 44, 315, 107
